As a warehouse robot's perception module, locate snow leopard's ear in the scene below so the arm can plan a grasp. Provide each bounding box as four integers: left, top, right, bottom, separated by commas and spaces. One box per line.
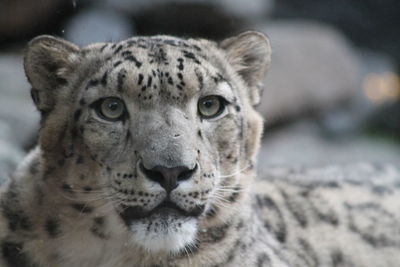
24, 35, 80, 114
220, 31, 271, 106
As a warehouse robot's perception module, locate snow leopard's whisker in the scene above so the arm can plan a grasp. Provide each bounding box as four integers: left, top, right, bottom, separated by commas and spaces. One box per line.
182, 244, 192, 265
218, 164, 252, 178
214, 188, 243, 193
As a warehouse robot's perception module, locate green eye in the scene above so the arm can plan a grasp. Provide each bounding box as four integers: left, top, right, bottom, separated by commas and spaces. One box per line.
198, 96, 226, 119
95, 97, 126, 121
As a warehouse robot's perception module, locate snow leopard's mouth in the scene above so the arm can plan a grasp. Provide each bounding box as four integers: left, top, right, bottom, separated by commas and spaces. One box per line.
118, 201, 204, 226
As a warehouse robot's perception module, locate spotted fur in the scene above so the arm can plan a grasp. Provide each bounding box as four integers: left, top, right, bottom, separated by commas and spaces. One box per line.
0, 32, 400, 267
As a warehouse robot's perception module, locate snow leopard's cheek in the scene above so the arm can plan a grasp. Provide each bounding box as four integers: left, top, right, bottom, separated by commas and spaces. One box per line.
79, 119, 128, 163
208, 113, 243, 176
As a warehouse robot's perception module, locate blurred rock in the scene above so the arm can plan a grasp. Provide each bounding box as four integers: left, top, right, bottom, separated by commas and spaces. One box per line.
0, 0, 76, 45
0, 54, 37, 182
131, 2, 244, 40
272, 0, 400, 69
0, 54, 39, 147
356, 51, 400, 140
365, 101, 400, 140
0, 122, 24, 186
258, 121, 400, 170
256, 21, 362, 125
100, 0, 274, 20
64, 7, 134, 46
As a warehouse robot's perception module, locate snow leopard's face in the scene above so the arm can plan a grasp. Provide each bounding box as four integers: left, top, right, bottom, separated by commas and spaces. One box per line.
24, 32, 270, 253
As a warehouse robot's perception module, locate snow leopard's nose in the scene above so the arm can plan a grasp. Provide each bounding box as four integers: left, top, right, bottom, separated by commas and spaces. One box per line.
140, 163, 198, 193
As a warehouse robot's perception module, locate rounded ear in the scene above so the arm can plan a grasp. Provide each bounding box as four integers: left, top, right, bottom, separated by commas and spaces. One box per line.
220, 31, 271, 106
24, 35, 80, 114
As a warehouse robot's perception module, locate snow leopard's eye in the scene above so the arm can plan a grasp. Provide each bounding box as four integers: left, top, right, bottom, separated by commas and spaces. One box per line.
93, 97, 127, 121
198, 95, 227, 119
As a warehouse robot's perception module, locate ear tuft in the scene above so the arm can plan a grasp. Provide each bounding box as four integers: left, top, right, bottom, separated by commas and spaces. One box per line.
220, 31, 271, 106
24, 35, 80, 113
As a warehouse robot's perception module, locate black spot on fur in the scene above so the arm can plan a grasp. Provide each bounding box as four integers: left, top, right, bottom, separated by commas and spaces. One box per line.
148, 47, 168, 64
71, 203, 93, 214
183, 50, 200, 64
228, 186, 240, 203
193, 44, 202, 51
83, 186, 92, 192
91, 216, 108, 239
212, 74, 224, 84
331, 250, 344, 266
35, 185, 44, 206
45, 217, 61, 238
1, 241, 38, 267
257, 253, 270, 267
255, 195, 287, 243
121, 51, 132, 57
282, 190, 308, 228
61, 183, 74, 193
298, 238, 319, 266
117, 69, 127, 92
94, 216, 105, 226
70, 126, 78, 140
125, 55, 142, 68
177, 58, 184, 70
86, 79, 99, 90
138, 74, 144, 85
147, 76, 152, 87
100, 44, 108, 52
202, 223, 231, 243
75, 155, 84, 164
56, 77, 68, 86
1, 189, 33, 232
113, 44, 123, 54
347, 202, 398, 247
101, 71, 108, 86
113, 61, 122, 67
73, 109, 81, 122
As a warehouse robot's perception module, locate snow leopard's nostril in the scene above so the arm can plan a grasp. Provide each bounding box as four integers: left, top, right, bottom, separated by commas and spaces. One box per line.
140, 163, 198, 193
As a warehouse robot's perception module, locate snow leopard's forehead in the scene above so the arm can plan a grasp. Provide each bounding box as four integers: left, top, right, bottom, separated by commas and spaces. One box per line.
80, 36, 235, 106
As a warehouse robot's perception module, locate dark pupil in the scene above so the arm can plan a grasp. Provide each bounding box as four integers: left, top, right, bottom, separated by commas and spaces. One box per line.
203, 99, 214, 108
108, 102, 119, 111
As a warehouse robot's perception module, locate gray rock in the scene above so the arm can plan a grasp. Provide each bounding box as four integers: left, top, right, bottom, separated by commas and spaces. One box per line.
0, 0, 67, 40
0, 54, 39, 147
0, 54, 36, 183
64, 7, 134, 46
100, 0, 274, 19
255, 21, 362, 125
258, 121, 400, 170
0, 122, 24, 186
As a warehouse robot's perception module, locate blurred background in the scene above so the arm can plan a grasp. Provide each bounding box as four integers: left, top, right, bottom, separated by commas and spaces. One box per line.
0, 0, 399, 180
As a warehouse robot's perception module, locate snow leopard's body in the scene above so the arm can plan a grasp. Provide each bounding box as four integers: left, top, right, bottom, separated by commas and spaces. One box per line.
1, 32, 400, 267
